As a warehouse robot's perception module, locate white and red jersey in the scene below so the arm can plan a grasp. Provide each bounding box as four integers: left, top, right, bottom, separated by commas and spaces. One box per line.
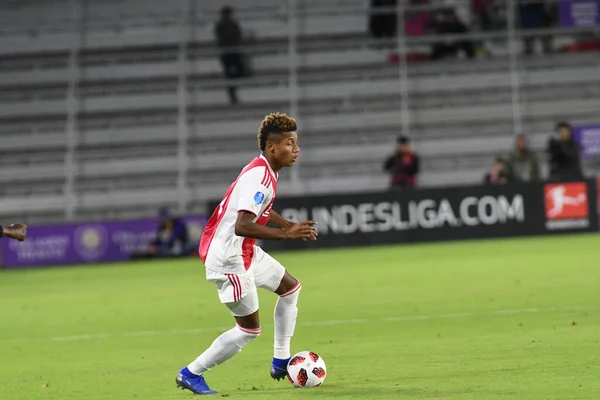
199, 155, 277, 274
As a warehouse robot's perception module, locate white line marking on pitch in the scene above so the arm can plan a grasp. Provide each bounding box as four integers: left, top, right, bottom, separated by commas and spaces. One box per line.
2, 305, 598, 344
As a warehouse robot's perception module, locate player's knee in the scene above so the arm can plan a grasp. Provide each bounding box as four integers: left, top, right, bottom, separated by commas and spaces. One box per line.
279, 281, 301, 300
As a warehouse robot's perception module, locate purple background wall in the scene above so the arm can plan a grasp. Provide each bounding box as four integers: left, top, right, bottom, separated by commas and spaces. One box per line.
1, 216, 206, 269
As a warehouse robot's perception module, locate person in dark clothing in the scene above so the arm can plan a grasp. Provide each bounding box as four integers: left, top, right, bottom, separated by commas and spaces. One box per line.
370, 0, 397, 41
518, 0, 554, 55
547, 122, 583, 181
131, 209, 196, 259
483, 157, 513, 185
215, 6, 244, 104
384, 135, 420, 189
431, 8, 475, 60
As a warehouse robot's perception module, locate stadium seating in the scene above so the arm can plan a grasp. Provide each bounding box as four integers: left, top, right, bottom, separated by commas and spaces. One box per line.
0, 0, 599, 223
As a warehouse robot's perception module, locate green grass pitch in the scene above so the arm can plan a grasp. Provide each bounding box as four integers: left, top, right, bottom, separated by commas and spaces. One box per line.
1, 234, 600, 399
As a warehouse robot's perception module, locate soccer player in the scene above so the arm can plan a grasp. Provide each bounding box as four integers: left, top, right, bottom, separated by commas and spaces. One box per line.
0, 223, 27, 242
176, 113, 317, 395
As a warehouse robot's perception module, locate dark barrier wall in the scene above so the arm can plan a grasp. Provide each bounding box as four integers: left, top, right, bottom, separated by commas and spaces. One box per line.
253, 180, 599, 252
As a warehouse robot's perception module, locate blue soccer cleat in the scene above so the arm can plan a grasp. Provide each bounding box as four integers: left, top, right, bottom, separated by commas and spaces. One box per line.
270, 357, 291, 381
176, 367, 217, 395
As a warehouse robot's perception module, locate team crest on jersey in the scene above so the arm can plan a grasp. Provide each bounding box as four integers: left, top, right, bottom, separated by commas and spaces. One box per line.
254, 191, 265, 205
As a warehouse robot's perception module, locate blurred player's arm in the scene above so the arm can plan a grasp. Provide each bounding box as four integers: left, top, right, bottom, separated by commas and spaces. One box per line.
0, 223, 27, 241
268, 209, 294, 229
235, 212, 316, 241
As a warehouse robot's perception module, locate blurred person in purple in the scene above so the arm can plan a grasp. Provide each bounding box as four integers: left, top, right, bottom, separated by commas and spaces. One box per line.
132, 209, 196, 259
507, 134, 540, 182
384, 135, 420, 189
215, 6, 244, 104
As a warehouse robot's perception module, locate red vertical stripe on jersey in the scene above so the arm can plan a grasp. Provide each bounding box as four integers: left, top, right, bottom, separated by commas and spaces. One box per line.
241, 237, 255, 270
261, 167, 269, 186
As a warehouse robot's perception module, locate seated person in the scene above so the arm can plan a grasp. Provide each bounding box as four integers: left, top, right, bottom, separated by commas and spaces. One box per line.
132, 209, 197, 259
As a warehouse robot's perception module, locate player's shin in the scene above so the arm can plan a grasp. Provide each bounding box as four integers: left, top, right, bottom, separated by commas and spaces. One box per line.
273, 281, 301, 359
186, 325, 261, 376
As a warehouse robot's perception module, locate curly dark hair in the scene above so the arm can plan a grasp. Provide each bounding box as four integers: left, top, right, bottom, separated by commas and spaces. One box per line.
257, 112, 297, 151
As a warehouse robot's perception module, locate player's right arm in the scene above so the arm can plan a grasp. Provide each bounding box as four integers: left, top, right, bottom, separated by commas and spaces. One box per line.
0, 223, 27, 241
235, 212, 317, 241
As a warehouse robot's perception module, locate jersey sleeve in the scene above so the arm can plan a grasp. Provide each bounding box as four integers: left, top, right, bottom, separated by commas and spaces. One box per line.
235, 167, 272, 217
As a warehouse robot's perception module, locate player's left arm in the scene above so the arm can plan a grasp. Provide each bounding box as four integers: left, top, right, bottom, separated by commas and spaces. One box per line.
268, 209, 294, 229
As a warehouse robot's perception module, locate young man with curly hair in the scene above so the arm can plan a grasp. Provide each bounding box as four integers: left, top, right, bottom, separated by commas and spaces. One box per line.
176, 113, 317, 395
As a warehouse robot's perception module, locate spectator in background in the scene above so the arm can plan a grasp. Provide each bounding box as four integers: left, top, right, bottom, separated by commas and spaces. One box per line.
131, 209, 196, 259
370, 0, 397, 44
405, 0, 431, 38
431, 8, 475, 60
215, 6, 244, 104
472, 0, 494, 56
473, 0, 494, 31
547, 122, 583, 181
518, 0, 554, 55
484, 157, 512, 184
384, 135, 420, 189
507, 134, 540, 182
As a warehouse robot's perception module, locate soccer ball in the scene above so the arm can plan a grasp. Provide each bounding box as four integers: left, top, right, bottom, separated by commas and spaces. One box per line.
286, 351, 327, 388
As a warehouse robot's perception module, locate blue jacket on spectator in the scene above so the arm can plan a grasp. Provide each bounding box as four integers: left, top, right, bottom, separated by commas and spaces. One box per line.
151, 209, 194, 256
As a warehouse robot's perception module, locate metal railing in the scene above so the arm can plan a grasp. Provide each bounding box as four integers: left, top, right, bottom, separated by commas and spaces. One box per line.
0, 0, 599, 221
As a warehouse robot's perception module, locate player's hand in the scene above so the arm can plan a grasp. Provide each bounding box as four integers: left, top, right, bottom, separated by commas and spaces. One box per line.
5, 223, 27, 242
284, 221, 318, 241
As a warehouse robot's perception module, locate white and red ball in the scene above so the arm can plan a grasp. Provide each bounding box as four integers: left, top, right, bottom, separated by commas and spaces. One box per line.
286, 351, 327, 388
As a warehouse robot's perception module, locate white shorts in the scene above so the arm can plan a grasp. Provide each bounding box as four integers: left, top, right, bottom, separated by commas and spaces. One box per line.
205, 245, 286, 317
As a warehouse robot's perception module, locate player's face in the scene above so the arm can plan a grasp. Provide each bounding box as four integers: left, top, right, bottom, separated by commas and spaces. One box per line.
271, 131, 299, 168
558, 127, 571, 141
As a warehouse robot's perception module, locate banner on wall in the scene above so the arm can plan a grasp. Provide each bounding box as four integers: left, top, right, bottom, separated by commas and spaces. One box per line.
260, 180, 598, 252
572, 125, 600, 158
559, 0, 600, 27
1, 216, 206, 269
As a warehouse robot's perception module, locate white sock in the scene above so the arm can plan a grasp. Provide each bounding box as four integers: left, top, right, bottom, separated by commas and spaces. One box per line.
187, 325, 261, 375
274, 281, 301, 359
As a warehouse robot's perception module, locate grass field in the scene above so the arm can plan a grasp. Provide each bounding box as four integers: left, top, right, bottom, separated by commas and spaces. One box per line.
1, 234, 600, 400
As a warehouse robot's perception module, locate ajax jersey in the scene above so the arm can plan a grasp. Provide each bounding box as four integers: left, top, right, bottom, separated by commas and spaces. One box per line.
199, 155, 277, 273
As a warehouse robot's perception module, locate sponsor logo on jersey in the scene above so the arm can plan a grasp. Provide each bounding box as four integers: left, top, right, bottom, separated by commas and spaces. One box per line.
254, 191, 265, 205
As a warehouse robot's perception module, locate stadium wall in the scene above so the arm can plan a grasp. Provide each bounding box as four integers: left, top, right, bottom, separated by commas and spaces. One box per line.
3, 180, 598, 268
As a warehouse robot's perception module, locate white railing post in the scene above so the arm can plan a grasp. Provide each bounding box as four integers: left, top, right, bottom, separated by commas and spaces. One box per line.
176, 0, 192, 214
507, 0, 523, 136
396, 0, 411, 136
65, 0, 83, 220
288, 0, 302, 191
